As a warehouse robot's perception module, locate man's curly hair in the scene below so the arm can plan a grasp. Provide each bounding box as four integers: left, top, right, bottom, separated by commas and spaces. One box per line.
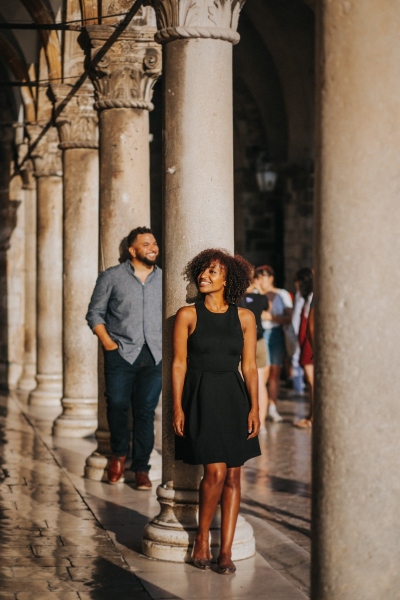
184, 248, 253, 304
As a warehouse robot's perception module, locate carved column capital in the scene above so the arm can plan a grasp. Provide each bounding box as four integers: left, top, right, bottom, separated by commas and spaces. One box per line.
150, 0, 245, 45
27, 125, 63, 178
86, 24, 162, 112
52, 84, 99, 150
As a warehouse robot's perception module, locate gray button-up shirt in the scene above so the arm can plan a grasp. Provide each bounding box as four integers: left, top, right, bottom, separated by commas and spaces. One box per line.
86, 260, 162, 365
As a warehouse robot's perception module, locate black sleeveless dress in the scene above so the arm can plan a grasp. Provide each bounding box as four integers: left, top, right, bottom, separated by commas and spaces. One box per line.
175, 301, 261, 467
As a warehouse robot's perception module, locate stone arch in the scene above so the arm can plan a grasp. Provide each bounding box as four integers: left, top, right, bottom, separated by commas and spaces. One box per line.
243, 0, 315, 163
20, 0, 62, 81
0, 29, 36, 123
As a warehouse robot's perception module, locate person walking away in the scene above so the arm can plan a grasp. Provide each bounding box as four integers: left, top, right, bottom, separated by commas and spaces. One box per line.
86, 227, 162, 488
173, 249, 261, 574
293, 268, 313, 428
255, 265, 293, 422
239, 273, 270, 432
291, 277, 306, 394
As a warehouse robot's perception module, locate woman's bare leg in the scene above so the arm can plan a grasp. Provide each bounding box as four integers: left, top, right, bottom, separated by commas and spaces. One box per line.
268, 364, 281, 405
294, 364, 314, 427
304, 363, 314, 419
219, 467, 241, 570
194, 463, 227, 559
258, 366, 269, 426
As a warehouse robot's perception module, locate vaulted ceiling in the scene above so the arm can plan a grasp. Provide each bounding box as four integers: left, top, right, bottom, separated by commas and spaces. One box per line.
0, 0, 315, 163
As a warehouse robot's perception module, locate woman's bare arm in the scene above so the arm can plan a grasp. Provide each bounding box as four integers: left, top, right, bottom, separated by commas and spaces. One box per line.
238, 308, 260, 438
172, 306, 196, 437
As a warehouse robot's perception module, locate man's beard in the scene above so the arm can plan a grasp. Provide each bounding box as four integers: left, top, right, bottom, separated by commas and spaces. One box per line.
136, 252, 157, 266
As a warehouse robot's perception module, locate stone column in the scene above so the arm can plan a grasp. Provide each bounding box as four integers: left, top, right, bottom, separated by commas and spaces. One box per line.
312, 3, 400, 599
18, 161, 37, 392
0, 127, 17, 391
5, 170, 25, 390
51, 84, 100, 438
84, 10, 162, 479
28, 126, 63, 407
142, 0, 254, 562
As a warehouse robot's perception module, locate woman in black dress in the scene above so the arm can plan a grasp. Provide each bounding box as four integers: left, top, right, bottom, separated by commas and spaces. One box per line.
172, 249, 261, 574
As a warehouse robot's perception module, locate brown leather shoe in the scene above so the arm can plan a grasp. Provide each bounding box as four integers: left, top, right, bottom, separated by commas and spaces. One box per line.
108, 455, 126, 484
135, 471, 152, 490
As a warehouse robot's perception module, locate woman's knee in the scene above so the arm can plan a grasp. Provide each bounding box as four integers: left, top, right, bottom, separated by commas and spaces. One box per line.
203, 464, 227, 487
224, 468, 241, 490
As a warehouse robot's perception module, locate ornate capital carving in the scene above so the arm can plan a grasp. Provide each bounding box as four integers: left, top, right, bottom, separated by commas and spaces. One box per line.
52, 84, 99, 149
17, 143, 36, 190
151, 0, 245, 45
86, 25, 162, 111
27, 125, 63, 178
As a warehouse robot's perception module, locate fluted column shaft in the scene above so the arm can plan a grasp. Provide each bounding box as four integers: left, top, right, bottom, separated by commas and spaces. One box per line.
142, 0, 254, 562
52, 84, 100, 438
84, 12, 162, 480
28, 126, 63, 407
312, 2, 400, 599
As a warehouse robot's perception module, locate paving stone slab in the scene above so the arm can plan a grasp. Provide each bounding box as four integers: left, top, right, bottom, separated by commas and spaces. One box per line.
46, 579, 146, 593
0, 548, 35, 558
32, 546, 122, 559
0, 579, 51, 593
67, 565, 145, 586
12, 558, 72, 568
79, 591, 152, 600
16, 594, 80, 600
68, 556, 126, 568
11, 567, 71, 580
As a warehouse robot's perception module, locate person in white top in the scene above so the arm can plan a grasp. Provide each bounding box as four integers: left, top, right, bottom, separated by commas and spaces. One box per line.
254, 266, 293, 422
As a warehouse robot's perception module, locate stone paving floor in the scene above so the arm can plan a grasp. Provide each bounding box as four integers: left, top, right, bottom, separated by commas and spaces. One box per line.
0, 387, 311, 599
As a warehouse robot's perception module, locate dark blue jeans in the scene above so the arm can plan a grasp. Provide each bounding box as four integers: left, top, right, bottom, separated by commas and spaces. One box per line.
103, 344, 162, 472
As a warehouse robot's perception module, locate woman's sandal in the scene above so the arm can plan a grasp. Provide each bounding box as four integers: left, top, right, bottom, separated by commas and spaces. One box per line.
293, 418, 312, 429
217, 557, 236, 575
193, 557, 212, 570
191, 539, 211, 570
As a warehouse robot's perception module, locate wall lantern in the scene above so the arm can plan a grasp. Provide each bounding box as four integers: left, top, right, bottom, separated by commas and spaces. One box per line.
256, 155, 278, 192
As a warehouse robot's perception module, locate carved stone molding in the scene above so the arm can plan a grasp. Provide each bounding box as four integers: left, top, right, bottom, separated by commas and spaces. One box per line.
27, 125, 63, 179
17, 143, 35, 190
52, 84, 99, 150
151, 0, 245, 44
86, 25, 162, 111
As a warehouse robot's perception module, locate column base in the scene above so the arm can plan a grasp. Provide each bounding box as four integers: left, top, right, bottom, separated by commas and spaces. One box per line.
52, 397, 98, 438
84, 448, 162, 482
28, 374, 62, 407
7, 363, 23, 391
142, 485, 256, 562
18, 363, 37, 392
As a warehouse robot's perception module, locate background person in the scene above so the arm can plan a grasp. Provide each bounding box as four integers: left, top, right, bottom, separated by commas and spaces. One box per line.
293, 268, 313, 428
255, 265, 293, 422
173, 249, 261, 575
86, 227, 162, 489
239, 273, 270, 432
291, 276, 306, 394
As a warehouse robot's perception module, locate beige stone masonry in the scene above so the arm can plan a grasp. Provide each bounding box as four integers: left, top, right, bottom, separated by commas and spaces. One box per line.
28, 125, 63, 407
51, 83, 100, 438
18, 158, 37, 392
312, 2, 400, 598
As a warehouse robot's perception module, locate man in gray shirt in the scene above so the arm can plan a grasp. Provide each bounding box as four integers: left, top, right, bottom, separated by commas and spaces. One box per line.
86, 227, 162, 488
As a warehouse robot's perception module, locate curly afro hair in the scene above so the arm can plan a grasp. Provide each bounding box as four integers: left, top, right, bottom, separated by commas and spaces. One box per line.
184, 248, 253, 305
